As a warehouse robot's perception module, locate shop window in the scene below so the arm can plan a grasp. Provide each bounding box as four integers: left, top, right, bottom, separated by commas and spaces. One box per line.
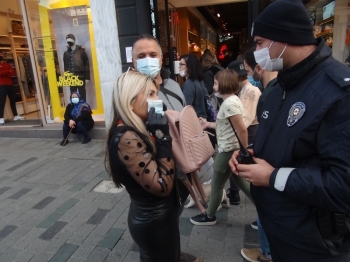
24, 0, 103, 123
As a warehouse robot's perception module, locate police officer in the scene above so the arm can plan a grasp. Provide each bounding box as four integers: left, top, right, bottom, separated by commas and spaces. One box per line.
229, 0, 350, 261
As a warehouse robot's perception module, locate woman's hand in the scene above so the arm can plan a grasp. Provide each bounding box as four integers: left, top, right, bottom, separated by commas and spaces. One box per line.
147, 108, 169, 137
69, 120, 76, 128
199, 117, 209, 130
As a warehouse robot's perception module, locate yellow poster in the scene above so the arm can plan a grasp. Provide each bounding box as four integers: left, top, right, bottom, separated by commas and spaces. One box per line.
38, 0, 103, 121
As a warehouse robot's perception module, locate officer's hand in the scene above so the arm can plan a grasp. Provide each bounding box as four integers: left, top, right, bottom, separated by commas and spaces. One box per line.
229, 150, 240, 174
147, 107, 169, 138
236, 157, 275, 187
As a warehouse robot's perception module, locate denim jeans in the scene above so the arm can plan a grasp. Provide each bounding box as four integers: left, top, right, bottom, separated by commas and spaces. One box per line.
258, 216, 271, 259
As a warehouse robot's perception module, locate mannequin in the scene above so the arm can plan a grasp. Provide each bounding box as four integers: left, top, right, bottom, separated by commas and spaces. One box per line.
63, 34, 90, 101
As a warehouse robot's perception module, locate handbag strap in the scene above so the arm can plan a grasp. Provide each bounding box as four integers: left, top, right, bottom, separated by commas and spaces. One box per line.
160, 83, 184, 106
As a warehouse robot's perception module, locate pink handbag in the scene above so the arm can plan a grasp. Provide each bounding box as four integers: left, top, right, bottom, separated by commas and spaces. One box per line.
165, 106, 214, 173
166, 106, 214, 213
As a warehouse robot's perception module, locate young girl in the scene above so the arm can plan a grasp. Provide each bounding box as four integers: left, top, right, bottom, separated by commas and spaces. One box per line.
190, 69, 250, 225
105, 71, 181, 261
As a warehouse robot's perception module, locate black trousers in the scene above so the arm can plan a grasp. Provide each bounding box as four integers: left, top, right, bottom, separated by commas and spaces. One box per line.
70, 76, 86, 101
0, 85, 18, 118
63, 122, 90, 139
128, 198, 181, 262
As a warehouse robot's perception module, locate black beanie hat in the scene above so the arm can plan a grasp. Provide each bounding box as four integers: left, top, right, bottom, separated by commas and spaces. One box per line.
252, 0, 317, 45
66, 34, 76, 42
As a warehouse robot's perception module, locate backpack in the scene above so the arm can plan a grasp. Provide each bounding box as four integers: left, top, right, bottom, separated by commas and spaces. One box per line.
205, 98, 217, 122
209, 93, 223, 112
165, 106, 214, 173
193, 81, 217, 122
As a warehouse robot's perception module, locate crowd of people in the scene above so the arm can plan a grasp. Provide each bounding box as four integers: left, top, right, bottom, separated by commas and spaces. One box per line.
103, 0, 350, 261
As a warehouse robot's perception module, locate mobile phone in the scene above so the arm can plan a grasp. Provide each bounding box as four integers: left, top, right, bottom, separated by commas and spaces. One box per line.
147, 99, 164, 115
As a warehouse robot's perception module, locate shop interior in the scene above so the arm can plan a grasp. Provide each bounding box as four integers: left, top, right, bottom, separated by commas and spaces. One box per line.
0, 0, 43, 126
154, 0, 276, 84
156, 0, 350, 82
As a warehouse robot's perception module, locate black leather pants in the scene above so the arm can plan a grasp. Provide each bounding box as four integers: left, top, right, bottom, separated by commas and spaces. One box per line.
128, 197, 181, 262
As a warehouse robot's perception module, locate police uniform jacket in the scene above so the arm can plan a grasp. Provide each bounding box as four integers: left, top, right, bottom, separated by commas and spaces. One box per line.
252, 38, 350, 261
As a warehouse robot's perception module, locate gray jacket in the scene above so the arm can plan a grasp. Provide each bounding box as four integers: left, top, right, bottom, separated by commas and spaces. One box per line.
159, 69, 186, 112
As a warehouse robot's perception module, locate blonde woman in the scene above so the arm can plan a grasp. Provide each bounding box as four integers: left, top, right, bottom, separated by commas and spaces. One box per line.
105, 71, 180, 261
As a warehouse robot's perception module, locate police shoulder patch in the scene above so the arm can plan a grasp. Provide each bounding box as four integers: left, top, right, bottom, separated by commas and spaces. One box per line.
287, 102, 306, 127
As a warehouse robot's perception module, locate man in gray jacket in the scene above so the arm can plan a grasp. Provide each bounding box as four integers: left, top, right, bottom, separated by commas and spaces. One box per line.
132, 34, 185, 112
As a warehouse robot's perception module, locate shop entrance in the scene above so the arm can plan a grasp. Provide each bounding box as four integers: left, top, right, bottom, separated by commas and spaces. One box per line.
0, 0, 42, 127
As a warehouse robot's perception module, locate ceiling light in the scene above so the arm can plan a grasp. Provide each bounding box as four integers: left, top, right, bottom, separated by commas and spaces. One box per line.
228, 33, 230, 36
217, 13, 220, 17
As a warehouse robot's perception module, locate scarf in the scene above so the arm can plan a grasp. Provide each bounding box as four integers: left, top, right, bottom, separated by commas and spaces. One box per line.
70, 93, 91, 119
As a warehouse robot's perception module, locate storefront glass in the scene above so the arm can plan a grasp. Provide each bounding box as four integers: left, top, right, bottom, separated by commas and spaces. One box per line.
24, 0, 104, 123
0, 1, 41, 124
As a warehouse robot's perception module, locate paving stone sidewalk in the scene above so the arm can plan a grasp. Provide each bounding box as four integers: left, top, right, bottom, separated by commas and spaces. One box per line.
0, 138, 258, 262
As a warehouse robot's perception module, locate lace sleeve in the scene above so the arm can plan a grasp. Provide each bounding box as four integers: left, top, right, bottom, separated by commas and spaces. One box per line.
117, 130, 175, 197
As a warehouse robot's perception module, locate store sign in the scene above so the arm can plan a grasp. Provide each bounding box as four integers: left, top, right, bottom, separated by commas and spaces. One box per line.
219, 35, 233, 42
57, 72, 84, 87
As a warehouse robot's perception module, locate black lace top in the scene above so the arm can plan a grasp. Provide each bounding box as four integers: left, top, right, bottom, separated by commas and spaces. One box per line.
108, 125, 176, 202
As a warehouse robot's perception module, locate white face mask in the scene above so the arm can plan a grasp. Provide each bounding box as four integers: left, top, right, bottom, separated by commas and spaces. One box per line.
136, 57, 160, 78
179, 69, 187, 77
147, 99, 164, 115
71, 97, 79, 104
254, 41, 287, 72
214, 92, 222, 98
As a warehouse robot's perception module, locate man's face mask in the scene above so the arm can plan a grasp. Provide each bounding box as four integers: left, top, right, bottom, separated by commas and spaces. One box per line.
254, 41, 287, 72
67, 41, 75, 47
136, 57, 160, 78
248, 66, 263, 89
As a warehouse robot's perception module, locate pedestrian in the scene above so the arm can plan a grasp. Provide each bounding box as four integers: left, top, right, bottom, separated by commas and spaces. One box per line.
179, 53, 217, 149
201, 51, 223, 95
61, 92, 94, 145
244, 47, 264, 92
132, 34, 198, 262
190, 69, 251, 226
225, 59, 261, 205
239, 47, 278, 262
179, 54, 208, 118
0, 53, 25, 125
230, 0, 350, 261
106, 70, 181, 261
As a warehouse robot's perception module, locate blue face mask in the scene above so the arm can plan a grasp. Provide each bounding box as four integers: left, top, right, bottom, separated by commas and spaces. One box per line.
71, 97, 79, 104
136, 57, 160, 78
248, 75, 263, 89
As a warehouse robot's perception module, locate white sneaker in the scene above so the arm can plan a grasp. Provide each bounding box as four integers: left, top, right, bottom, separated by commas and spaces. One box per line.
13, 115, 25, 121
0, 118, 4, 125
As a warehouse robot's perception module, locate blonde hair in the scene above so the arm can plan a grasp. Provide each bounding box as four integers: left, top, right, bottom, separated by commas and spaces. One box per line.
201, 51, 220, 69
112, 70, 158, 148
105, 70, 159, 187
